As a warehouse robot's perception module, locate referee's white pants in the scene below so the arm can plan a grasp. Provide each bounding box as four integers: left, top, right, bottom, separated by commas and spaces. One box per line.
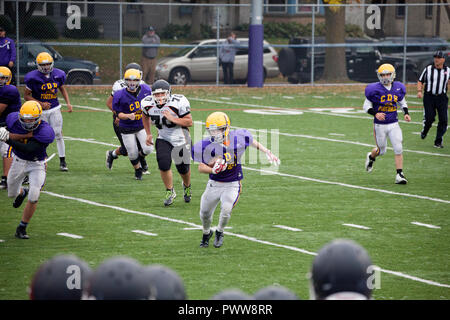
7, 156, 46, 203
373, 122, 403, 156
199, 180, 242, 233
121, 129, 154, 161
42, 106, 65, 158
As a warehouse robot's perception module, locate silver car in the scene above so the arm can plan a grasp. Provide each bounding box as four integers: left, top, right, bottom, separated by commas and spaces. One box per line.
155, 38, 280, 85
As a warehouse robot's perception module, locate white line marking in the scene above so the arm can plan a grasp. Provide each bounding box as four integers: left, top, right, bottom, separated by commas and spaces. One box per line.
57, 233, 83, 239
411, 222, 441, 229
132, 230, 158, 236
183, 227, 232, 230
0, 240, 5, 243
243, 167, 450, 205
64, 136, 118, 147
274, 225, 303, 232
329, 133, 346, 136
282, 96, 294, 99
312, 95, 325, 99
43, 153, 56, 164
220, 97, 232, 100
342, 223, 371, 230
251, 96, 263, 100
61, 103, 109, 113
89, 97, 101, 101
41, 191, 450, 289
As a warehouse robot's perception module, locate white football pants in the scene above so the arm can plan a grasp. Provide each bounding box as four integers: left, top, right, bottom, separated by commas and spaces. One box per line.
121, 129, 154, 161
373, 122, 403, 155
7, 156, 46, 203
42, 106, 65, 158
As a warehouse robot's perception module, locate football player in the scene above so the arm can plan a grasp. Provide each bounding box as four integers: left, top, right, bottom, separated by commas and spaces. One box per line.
112, 68, 153, 180
191, 112, 280, 248
0, 66, 21, 189
24, 52, 73, 172
141, 80, 193, 206
0, 101, 55, 239
105, 62, 149, 173
363, 63, 411, 184
310, 239, 373, 300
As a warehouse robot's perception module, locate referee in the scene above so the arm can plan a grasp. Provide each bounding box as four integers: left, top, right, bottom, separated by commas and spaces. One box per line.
417, 51, 449, 148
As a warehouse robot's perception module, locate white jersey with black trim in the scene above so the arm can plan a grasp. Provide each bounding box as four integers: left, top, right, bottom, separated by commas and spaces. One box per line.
141, 93, 191, 147
111, 79, 147, 96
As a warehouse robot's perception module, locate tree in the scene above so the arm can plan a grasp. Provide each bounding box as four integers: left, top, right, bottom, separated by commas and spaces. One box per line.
190, 0, 204, 39
4, 1, 39, 36
322, 0, 349, 82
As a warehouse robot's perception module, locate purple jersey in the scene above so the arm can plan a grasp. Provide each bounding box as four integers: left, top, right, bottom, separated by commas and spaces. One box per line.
192, 129, 253, 182
0, 85, 21, 122
6, 112, 55, 161
112, 85, 152, 131
0, 37, 16, 66
365, 81, 406, 124
24, 68, 66, 109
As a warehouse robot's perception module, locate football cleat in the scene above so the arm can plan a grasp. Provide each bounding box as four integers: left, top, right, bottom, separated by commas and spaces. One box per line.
13, 188, 28, 208
105, 150, 114, 170
434, 143, 444, 148
60, 160, 68, 172
365, 152, 374, 173
164, 189, 176, 206
183, 183, 191, 203
22, 175, 29, 185
213, 230, 224, 248
15, 226, 29, 239
395, 173, 408, 184
199, 230, 213, 248
135, 168, 143, 180
140, 157, 150, 174
420, 131, 427, 140
0, 177, 7, 189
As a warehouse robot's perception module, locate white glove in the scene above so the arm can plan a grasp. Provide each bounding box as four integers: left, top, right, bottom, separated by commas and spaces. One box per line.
266, 150, 280, 166
211, 158, 227, 174
0, 127, 10, 142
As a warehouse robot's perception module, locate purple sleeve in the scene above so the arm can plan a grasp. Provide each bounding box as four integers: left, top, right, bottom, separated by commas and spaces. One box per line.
365, 85, 377, 103
112, 91, 122, 113
33, 123, 55, 144
9, 38, 16, 63
59, 70, 67, 85
6, 112, 18, 129
24, 72, 34, 90
236, 129, 253, 148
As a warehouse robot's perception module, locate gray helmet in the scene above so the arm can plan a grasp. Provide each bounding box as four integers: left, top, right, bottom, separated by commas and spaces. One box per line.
253, 285, 299, 300
144, 264, 187, 300
311, 239, 373, 300
29, 254, 93, 300
151, 79, 171, 107
84, 256, 150, 300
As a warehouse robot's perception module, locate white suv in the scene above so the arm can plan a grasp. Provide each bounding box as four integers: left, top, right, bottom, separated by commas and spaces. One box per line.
155, 38, 279, 85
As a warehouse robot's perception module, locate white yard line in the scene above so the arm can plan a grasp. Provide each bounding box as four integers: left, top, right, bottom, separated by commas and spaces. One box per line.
41, 191, 450, 289
342, 223, 371, 230
274, 225, 303, 232
132, 230, 158, 236
411, 222, 441, 229
57, 232, 84, 239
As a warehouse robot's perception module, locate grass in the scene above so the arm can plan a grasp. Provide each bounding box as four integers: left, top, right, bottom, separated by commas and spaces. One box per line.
0, 85, 449, 300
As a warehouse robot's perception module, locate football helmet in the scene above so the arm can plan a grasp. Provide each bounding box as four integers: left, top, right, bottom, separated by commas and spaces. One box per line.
144, 264, 187, 300
83, 256, 150, 300
0, 66, 12, 86
310, 239, 373, 300
205, 111, 230, 144
377, 63, 395, 85
36, 52, 54, 74
151, 79, 171, 107
19, 101, 43, 131
125, 62, 143, 79
29, 255, 93, 300
253, 285, 299, 300
123, 68, 142, 92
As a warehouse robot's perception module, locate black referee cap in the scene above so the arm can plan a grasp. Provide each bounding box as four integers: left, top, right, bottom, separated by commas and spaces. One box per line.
433, 51, 445, 58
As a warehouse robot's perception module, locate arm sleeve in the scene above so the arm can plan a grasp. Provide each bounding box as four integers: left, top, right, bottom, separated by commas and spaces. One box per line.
10, 39, 16, 63
363, 98, 374, 114
398, 98, 409, 114
6, 139, 42, 154
418, 68, 427, 83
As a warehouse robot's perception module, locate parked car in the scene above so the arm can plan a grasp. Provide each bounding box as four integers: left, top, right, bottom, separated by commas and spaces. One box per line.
155, 38, 279, 85
17, 40, 101, 85
278, 37, 419, 84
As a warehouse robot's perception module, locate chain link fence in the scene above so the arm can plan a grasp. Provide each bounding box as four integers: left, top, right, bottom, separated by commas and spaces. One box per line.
0, 0, 448, 86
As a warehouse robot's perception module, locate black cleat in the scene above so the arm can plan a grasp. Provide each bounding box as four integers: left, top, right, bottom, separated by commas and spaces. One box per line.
13, 188, 28, 208
15, 226, 29, 239
0, 178, 6, 190
135, 168, 143, 180
420, 131, 427, 139
60, 160, 68, 172
434, 143, 444, 148
183, 183, 191, 203
22, 175, 29, 185
106, 150, 114, 170
213, 230, 224, 248
199, 230, 214, 248
140, 157, 150, 175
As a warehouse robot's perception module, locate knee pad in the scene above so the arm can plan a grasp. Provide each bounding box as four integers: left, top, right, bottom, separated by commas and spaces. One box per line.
175, 163, 190, 175
392, 143, 403, 155
128, 150, 139, 162
28, 187, 41, 203
220, 205, 233, 219
119, 146, 128, 156
130, 158, 140, 166
54, 129, 63, 140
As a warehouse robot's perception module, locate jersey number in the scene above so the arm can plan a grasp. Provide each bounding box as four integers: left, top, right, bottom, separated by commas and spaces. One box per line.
150, 115, 177, 129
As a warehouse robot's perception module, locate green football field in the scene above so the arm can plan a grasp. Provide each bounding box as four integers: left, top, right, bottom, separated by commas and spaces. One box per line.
0, 85, 449, 300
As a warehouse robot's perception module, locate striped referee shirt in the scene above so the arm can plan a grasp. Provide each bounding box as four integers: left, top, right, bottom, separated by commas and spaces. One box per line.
418, 64, 450, 95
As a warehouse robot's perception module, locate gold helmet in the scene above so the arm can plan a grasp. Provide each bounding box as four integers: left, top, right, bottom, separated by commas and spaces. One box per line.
205, 112, 230, 144
123, 68, 142, 92
36, 52, 54, 74
377, 63, 395, 85
19, 101, 43, 131
0, 66, 12, 86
